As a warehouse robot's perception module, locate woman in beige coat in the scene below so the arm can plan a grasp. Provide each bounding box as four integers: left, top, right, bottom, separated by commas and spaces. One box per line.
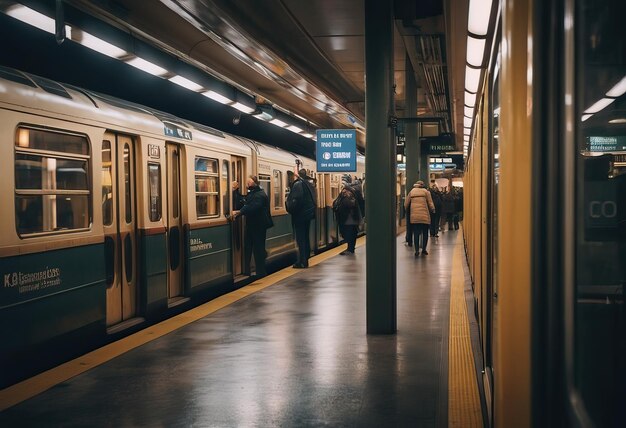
404, 181, 435, 256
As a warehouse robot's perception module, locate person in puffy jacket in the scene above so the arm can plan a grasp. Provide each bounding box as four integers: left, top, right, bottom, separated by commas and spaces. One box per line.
333, 182, 362, 255
404, 181, 435, 257
286, 169, 317, 268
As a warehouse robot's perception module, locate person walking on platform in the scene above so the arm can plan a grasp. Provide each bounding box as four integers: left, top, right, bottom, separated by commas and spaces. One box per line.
440, 188, 455, 232
286, 169, 317, 268
405, 180, 435, 257
429, 182, 442, 237
453, 187, 463, 230
233, 175, 273, 278
333, 179, 363, 255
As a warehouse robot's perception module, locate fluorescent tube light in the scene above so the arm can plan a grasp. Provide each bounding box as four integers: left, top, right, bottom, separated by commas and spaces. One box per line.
77, 31, 127, 59
270, 119, 288, 127
466, 36, 486, 67
468, 0, 493, 36
8, 5, 54, 34
581, 114, 592, 122
287, 125, 303, 133
606, 76, 626, 98
465, 66, 481, 93
584, 97, 615, 114
465, 91, 477, 106
126, 57, 168, 77
464, 117, 473, 128
608, 118, 626, 124
231, 102, 255, 114
203, 90, 233, 104
464, 106, 474, 118
168, 75, 204, 92
302, 133, 314, 139
464, 129, 470, 136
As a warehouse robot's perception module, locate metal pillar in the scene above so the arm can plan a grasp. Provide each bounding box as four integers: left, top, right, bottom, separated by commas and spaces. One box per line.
365, 0, 396, 334
405, 55, 419, 189
419, 124, 429, 182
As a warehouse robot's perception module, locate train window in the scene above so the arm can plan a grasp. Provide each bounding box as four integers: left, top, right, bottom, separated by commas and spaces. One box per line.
195, 156, 219, 218
258, 174, 271, 202
222, 160, 230, 214
102, 140, 113, 226
571, 0, 626, 426
148, 163, 161, 222
14, 127, 91, 236
273, 170, 283, 210
123, 144, 132, 224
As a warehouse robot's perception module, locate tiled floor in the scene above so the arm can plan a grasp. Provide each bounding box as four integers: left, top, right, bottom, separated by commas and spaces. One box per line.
0, 233, 462, 427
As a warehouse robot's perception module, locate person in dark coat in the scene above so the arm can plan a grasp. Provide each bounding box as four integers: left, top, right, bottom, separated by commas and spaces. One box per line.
233, 175, 273, 278
232, 181, 245, 210
440, 189, 455, 232
429, 183, 443, 237
286, 169, 317, 268
333, 181, 363, 255
453, 187, 463, 230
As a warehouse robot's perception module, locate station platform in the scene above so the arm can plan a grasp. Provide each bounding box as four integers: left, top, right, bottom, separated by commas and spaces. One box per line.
0, 232, 484, 427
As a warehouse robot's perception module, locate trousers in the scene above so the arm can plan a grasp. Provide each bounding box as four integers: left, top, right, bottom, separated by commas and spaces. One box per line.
244, 227, 268, 276
294, 218, 311, 266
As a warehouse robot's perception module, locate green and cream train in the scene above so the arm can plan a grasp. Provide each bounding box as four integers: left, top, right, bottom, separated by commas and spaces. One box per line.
0, 66, 364, 388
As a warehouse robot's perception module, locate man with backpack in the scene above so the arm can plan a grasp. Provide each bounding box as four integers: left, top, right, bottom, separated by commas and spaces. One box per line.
286, 169, 317, 268
333, 177, 363, 255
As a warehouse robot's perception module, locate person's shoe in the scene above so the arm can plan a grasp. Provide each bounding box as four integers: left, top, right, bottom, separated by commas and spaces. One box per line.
422, 250, 429, 255
406, 242, 413, 247
415, 252, 420, 257
435, 234, 439, 238
340, 250, 349, 255
292, 263, 304, 268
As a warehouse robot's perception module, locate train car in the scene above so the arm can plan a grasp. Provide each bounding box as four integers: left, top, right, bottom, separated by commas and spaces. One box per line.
0, 66, 363, 388
462, 0, 625, 426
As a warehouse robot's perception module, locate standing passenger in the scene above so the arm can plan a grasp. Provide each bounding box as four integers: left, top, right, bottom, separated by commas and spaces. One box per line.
429, 183, 442, 237
333, 181, 362, 255
286, 169, 317, 268
405, 181, 435, 257
233, 176, 273, 278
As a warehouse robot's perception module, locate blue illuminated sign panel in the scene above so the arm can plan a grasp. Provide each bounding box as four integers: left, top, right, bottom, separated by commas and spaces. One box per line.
316, 129, 357, 172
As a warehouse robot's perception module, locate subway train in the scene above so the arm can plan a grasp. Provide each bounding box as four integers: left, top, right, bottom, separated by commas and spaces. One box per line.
462, 1, 624, 427
0, 65, 365, 388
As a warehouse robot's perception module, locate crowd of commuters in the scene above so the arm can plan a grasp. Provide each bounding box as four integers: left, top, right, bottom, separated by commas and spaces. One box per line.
405, 180, 463, 256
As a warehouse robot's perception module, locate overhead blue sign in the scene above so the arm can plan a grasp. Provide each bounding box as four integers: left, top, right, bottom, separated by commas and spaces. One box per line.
316, 129, 357, 172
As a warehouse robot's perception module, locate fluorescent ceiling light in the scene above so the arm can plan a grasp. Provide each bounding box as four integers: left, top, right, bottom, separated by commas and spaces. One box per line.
584, 97, 615, 114
466, 36, 487, 67
287, 125, 303, 133
126, 57, 168, 77
608, 118, 626, 124
302, 133, 314, 139
465, 66, 481, 93
77, 31, 127, 59
464, 136, 470, 142
606, 76, 626, 98
6, 5, 71, 36
231, 102, 255, 114
203, 90, 233, 104
464, 117, 473, 128
465, 91, 477, 106
581, 114, 592, 122
468, 0, 493, 36
464, 106, 474, 118
169, 75, 204, 92
270, 119, 288, 127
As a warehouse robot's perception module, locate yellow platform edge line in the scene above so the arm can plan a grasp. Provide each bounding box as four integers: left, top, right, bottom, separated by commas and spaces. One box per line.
0, 237, 366, 411
448, 231, 483, 428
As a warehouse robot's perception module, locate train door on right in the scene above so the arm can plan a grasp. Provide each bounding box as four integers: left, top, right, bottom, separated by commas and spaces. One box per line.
231, 156, 246, 277
566, 1, 626, 426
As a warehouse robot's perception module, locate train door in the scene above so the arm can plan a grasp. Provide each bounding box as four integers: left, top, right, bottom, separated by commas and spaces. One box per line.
103, 133, 138, 327
166, 143, 183, 301
231, 156, 246, 277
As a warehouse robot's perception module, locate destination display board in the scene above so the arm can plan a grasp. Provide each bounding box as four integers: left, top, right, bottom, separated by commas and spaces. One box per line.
316, 129, 357, 172
585, 136, 626, 152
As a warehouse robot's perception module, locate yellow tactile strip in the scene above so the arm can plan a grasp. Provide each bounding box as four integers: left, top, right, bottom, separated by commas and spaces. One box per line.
0, 237, 365, 411
448, 232, 483, 427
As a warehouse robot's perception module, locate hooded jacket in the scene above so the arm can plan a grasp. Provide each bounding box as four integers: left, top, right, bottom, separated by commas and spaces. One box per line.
405, 184, 435, 225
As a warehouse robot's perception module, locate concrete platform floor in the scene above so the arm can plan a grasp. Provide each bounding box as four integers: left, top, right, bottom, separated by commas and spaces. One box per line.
0, 232, 469, 427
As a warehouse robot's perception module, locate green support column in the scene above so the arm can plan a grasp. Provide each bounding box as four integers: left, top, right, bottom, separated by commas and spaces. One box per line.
405, 55, 419, 190
419, 124, 429, 182
365, 0, 396, 334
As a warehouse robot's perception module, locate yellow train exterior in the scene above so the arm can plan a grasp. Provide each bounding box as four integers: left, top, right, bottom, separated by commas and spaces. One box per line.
463, 0, 625, 427
0, 66, 365, 389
